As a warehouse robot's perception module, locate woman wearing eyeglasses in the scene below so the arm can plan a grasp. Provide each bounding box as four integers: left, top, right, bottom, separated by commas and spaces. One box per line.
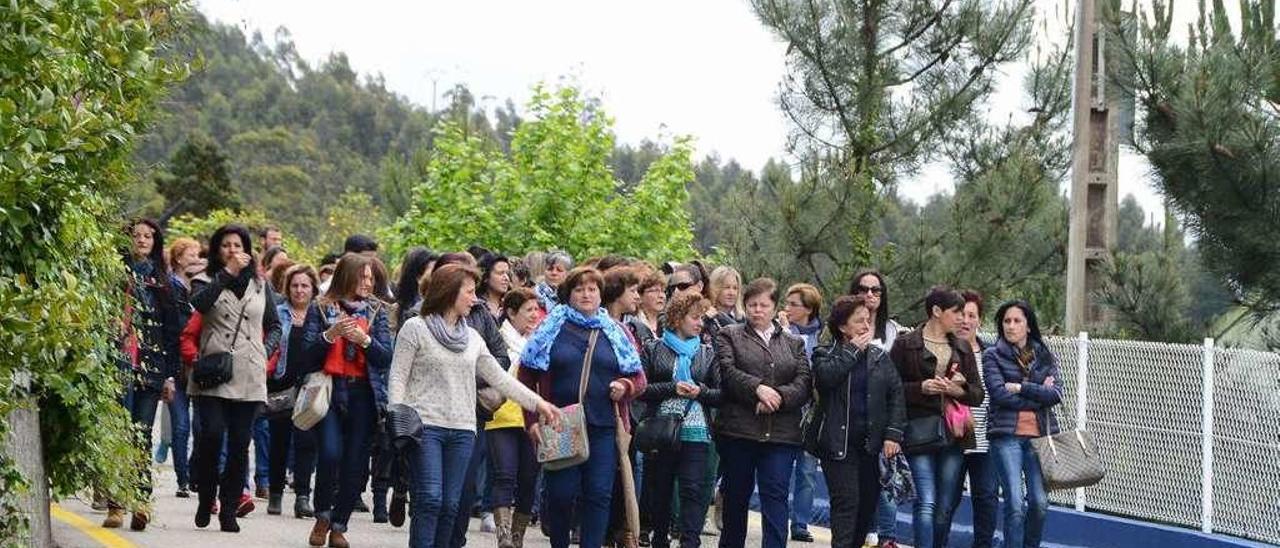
848, 270, 907, 548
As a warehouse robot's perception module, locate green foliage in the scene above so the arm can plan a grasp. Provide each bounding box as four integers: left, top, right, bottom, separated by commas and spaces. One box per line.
1112, 0, 1280, 314
154, 132, 238, 220
0, 0, 189, 540
387, 85, 696, 263
1096, 250, 1195, 342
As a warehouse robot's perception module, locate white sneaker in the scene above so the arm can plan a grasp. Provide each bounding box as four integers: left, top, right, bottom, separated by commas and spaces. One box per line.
480, 512, 496, 533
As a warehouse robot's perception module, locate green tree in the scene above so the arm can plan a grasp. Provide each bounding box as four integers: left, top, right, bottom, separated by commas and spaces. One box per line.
0, 0, 189, 539
1113, 0, 1280, 314
729, 0, 1038, 294
154, 133, 239, 221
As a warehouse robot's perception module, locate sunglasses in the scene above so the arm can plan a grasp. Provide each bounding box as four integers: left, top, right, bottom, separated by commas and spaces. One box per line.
669, 281, 696, 292
852, 285, 883, 295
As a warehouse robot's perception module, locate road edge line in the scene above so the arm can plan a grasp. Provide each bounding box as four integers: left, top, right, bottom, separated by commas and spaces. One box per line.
50, 503, 136, 548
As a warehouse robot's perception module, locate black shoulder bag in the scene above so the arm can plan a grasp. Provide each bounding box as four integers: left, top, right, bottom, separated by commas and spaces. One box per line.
193, 292, 252, 390
634, 397, 695, 454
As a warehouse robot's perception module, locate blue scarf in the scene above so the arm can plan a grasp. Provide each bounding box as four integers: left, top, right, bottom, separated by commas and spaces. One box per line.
535, 281, 558, 311
661, 329, 700, 383
520, 304, 642, 374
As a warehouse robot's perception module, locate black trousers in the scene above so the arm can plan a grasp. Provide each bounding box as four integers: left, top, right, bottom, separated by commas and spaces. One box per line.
644, 442, 710, 548
821, 451, 882, 548
192, 396, 260, 514
488, 427, 538, 513
268, 413, 317, 496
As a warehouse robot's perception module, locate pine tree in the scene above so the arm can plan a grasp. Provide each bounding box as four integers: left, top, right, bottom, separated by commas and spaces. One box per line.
155, 133, 239, 221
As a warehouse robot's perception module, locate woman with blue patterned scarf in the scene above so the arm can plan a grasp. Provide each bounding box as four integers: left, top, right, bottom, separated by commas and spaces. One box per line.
518, 267, 647, 548
637, 292, 723, 548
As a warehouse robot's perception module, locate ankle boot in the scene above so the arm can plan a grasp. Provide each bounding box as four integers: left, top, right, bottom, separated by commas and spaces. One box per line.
295, 495, 314, 519
512, 511, 532, 548
328, 529, 350, 548
495, 507, 515, 548
309, 518, 330, 546
268, 492, 283, 515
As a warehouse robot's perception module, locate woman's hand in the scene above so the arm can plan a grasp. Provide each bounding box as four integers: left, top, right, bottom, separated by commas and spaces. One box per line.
850, 331, 873, 351
882, 440, 901, 459
528, 424, 543, 448
921, 378, 945, 395
161, 378, 176, 403
536, 401, 562, 428
1004, 382, 1022, 394
225, 252, 252, 277
609, 380, 627, 401
755, 402, 775, 415
756, 384, 782, 411
775, 311, 790, 331
324, 316, 353, 342
676, 382, 701, 399
938, 376, 965, 398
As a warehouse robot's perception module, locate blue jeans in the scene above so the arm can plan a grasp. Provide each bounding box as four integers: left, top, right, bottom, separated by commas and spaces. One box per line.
155, 385, 193, 487
408, 425, 476, 548
991, 437, 1047, 548
123, 384, 163, 499
877, 489, 899, 540
450, 427, 487, 548
313, 379, 375, 531
253, 414, 271, 490
716, 437, 797, 548
951, 451, 1000, 548
907, 445, 966, 548
789, 451, 817, 533
544, 426, 618, 548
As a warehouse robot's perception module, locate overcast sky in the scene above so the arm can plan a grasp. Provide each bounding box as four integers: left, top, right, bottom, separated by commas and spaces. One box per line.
196, 0, 1220, 220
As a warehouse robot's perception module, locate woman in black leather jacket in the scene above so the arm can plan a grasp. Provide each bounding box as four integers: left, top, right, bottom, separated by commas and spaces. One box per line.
809, 295, 906, 548
637, 292, 723, 548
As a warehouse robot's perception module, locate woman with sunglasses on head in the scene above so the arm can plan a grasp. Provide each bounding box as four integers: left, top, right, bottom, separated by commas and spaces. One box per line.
982, 300, 1062, 548
849, 270, 906, 548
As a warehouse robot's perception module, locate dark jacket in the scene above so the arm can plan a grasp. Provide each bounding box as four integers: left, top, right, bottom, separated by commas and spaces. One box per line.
638, 336, 723, 419
810, 342, 906, 460
889, 328, 984, 449
982, 338, 1063, 438
714, 322, 812, 446
304, 298, 393, 406
124, 260, 183, 390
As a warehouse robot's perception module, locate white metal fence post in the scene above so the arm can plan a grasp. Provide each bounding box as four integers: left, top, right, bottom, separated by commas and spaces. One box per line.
1075, 331, 1089, 512
1201, 337, 1216, 533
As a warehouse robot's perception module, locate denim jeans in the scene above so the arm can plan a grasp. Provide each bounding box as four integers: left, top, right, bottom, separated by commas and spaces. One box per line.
313, 378, 375, 532
450, 427, 487, 548
487, 428, 538, 513
789, 451, 818, 533
716, 437, 797, 548
646, 442, 710, 548
877, 489, 899, 540
253, 415, 271, 490
907, 445, 966, 548
162, 385, 193, 488
192, 396, 259, 514
544, 425, 618, 548
991, 436, 1048, 548
822, 452, 881, 548
123, 384, 163, 500
950, 451, 1000, 548
408, 425, 476, 548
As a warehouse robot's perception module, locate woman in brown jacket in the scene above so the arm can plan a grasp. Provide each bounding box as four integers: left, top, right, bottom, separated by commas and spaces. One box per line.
888, 286, 984, 548
714, 278, 812, 548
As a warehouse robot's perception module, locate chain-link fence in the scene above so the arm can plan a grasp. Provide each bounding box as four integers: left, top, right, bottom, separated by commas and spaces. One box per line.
1034, 334, 1280, 544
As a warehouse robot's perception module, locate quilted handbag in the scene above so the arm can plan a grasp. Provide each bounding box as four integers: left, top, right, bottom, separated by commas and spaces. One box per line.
1030, 412, 1106, 490
537, 330, 598, 471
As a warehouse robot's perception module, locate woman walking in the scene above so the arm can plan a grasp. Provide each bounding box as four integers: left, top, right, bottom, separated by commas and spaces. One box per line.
188, 224, 281, 533
519, 267, 647, 548
983, 300, 1063, 548
809, 295, 906, 548
390, 264, 559, 548
888, 287, 984, 548
714, 277, 811, 548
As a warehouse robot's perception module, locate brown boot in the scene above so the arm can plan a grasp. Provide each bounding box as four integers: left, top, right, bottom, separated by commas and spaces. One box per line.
102, 508, 125, 528
309, 519, 330, 547
328, 529, 350, 548
129, 511, 149, 531
494, 507, 515, 548
511, 511, 532, 548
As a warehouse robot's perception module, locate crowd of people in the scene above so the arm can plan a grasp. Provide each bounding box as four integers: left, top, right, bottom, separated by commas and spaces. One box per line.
114, 219, 1065, 548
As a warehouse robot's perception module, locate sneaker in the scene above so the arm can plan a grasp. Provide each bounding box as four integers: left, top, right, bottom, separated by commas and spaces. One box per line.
236, 493, 256, 517
480, 512, 496, 533
791, 529, 814, 542
175, 485, 191, 498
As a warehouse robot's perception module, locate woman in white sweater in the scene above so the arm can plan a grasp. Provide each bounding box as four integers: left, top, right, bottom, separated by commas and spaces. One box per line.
389, 264, 559, 548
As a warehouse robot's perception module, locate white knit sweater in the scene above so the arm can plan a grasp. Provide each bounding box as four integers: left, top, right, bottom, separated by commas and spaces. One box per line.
389, 316, 542, 432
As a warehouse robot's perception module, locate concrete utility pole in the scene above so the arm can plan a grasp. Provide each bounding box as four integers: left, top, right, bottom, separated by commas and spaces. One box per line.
1065, 0, 1120, 334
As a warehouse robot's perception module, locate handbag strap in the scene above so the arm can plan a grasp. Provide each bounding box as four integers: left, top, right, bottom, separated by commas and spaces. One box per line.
578, 330, 599, 408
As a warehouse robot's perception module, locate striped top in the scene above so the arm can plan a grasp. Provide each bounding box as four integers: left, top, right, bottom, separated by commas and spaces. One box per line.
967, 337, 991, 454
